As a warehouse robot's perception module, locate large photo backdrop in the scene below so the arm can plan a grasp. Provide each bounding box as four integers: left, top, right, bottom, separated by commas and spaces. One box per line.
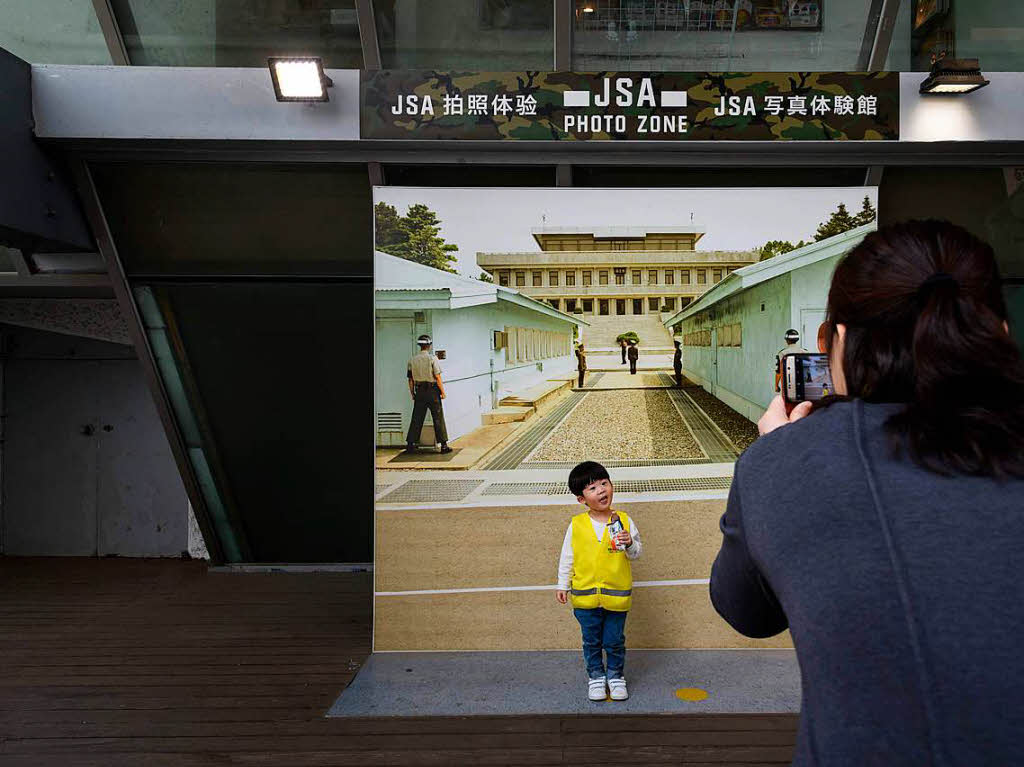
373, 187, 878, 651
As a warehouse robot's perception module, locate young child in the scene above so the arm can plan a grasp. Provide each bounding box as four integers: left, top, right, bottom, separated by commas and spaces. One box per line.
556, 461, 643, 701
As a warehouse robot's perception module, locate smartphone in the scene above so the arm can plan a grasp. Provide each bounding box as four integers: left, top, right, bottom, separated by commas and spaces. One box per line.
782, 353, 834, 404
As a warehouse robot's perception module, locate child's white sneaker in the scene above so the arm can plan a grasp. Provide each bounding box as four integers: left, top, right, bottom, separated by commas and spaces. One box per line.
608, 677, 628, 701
587, 677, 607, 701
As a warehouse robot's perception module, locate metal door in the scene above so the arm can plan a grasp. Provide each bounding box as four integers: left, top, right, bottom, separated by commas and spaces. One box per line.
801, 309, 827, 352
4, 357, 187, 556
374, 318, 416, 446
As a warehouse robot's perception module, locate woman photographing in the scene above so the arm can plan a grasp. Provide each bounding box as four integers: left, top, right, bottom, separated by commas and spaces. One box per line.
710, 221, 1024, 765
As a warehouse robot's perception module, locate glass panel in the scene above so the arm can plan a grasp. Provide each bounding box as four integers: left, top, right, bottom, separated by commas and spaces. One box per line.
376, 0, 553, 68
905, 1, 1024, 71
90, 163, 372, 277
133, 285, 244, 562
110, 0, 362, 67
148, 282, 373, 563
573, 0, 873, 71
0, 1, 111, 64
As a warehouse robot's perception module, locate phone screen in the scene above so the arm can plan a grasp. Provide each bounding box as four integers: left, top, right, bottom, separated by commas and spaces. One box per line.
783, 353, 834, 403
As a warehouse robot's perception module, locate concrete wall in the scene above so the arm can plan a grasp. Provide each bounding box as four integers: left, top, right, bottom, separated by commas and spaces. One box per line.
679, 254, 839, 423
376, 299, 576, 444
789, 253, 841, 343
680, 276, 792, 422
432, 300, 575, 439
1, 326, 192, 557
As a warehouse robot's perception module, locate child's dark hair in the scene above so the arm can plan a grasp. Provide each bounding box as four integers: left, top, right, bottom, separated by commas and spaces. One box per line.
568, 461, 610, 496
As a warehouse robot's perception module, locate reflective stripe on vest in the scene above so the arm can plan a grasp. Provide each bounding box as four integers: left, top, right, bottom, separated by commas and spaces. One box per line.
569, 510, 633, 612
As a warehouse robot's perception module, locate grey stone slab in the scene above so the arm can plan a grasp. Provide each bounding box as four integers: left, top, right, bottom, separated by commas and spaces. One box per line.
327, 649, 800, 717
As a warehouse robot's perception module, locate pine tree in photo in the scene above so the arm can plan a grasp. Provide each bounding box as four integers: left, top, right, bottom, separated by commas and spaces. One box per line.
374, 202, 459, 273
374, 202, 407, 253
814, 203, 858, 241
758, 239, 807, 262
398, 204, 459, 272
854, 195, 877, 227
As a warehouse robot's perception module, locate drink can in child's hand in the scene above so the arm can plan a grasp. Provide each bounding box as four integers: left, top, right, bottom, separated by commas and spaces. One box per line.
607, 513, 625, 551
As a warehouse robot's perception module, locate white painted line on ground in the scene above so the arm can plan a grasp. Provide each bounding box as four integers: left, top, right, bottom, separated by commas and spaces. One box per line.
375, 489, 730, 510
376, 578, 710, 597
563, 90, 590, 107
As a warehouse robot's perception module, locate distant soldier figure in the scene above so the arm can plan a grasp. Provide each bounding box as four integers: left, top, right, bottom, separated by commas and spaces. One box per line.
620, 337, 628, 365
627, 340, 639, 375
406, 334, 451, 454
774, 328, 807, 393
575, 344, 587, 389
673, 339, 683, 387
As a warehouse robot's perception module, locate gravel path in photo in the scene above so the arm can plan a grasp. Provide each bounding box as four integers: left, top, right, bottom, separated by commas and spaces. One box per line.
531, 389, 703, 461
685, 387, 760, 452
586, 371, 671, 389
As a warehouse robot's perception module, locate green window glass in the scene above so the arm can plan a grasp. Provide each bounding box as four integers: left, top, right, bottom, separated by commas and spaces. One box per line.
110, 0, 362, 67
376, 0, 553, 69
0, 1, 111, 64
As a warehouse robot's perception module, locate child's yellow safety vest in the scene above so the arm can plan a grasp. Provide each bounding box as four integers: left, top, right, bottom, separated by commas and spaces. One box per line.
569, 510, 633, 612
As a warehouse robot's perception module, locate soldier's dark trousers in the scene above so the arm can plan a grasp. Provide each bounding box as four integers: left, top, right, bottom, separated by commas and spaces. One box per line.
629, 360, 637, 374
674, 367, 682, 387
407, 383, 449, 446
578, 370, 585, 388
621, 347, 626, 364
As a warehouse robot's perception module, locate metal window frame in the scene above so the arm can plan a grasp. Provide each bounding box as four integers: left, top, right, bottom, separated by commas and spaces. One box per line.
90, 0, 130, 65
70, 158, 254, 565
356, 0, 382, 69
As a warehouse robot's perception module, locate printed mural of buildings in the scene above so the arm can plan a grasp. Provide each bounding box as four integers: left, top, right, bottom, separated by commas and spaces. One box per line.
477, 227, 757, 349
664, 223, 875, 422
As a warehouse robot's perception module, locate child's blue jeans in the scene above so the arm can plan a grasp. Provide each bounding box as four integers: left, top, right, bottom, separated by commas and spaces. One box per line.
573, 607, 627, 680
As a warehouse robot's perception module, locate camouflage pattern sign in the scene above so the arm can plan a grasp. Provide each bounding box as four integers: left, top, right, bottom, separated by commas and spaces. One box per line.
361, 71, 899, 141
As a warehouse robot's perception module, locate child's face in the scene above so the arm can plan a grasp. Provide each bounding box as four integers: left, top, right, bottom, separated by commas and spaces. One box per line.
577, 478, 613, 513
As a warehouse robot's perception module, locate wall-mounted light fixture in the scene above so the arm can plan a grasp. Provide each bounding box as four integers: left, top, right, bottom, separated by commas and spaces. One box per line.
919, 58, 990, 95
268, 57, 333, 102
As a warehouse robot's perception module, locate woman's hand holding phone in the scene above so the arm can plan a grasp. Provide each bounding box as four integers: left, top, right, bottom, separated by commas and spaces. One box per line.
758, 394, 814, 436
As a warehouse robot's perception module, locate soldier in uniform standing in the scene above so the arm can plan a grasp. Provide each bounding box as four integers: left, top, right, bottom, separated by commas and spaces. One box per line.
575, 343, 587, 389
627, 339, 639, 375
673, 339, 683, 387
406, 334, 452, 454
619, 337, 628, 365
774, 328, 807, 393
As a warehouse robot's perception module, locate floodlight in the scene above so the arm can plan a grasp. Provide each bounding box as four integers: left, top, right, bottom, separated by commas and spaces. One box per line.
268, 57, 333, 102
919, 58, 989, 95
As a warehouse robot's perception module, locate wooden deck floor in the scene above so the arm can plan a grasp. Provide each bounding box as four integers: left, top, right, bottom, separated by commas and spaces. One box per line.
0, 557, 797, 766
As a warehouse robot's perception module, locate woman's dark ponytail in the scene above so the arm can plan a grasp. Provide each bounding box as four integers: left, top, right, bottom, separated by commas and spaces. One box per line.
827, 220, 1024, 477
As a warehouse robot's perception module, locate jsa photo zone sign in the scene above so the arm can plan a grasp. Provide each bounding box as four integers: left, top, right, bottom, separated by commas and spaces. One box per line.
361, 71, 899, 141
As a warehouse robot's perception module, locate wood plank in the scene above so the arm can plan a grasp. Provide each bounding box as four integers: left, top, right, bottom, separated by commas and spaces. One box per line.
0, 558, 797, 767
